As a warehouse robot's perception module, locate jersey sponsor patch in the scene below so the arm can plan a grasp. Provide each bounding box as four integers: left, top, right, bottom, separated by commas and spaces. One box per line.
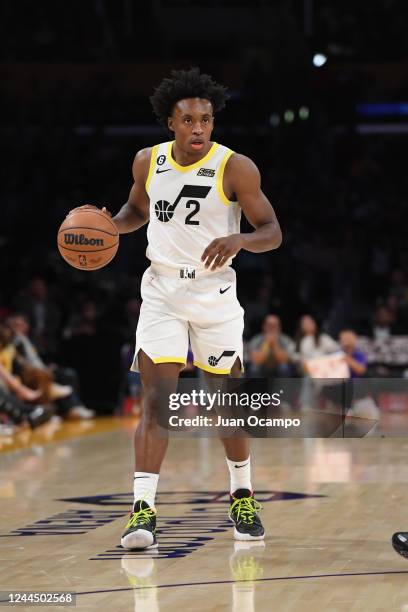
197, 168, 215, 177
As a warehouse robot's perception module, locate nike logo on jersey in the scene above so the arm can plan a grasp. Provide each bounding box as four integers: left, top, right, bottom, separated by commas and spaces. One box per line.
156, 168, 172, 174
220, 285, 231, 294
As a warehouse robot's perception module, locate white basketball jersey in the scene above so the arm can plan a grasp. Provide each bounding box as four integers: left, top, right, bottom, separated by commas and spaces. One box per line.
145, 141, 241, 272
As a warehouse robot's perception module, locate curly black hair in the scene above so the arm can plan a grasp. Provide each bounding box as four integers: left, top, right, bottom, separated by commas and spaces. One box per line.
150, 67, 229, 127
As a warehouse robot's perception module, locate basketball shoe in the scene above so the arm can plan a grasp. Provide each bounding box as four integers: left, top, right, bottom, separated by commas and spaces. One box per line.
121, 500, 157, 549
229, 489, 265, 541
392, 532, 408, 558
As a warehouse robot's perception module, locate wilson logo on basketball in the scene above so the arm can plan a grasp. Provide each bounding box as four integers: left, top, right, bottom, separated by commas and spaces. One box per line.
64, 233, 104, 247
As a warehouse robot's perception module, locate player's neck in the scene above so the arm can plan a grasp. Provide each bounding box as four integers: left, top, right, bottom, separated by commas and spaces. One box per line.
171, 141, 213, 167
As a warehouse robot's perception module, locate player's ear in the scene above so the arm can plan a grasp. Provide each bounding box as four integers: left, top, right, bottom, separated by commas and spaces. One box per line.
168, 117, 174, 132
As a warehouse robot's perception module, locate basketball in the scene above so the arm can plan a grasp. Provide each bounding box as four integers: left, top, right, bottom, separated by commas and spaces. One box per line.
57, 207, 119, 271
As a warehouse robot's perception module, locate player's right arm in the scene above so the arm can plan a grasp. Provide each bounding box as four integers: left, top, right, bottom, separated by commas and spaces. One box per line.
69, 148, 151, 233
112, 148, 151, 234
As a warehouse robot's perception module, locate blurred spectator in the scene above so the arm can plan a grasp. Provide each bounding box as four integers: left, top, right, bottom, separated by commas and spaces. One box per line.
64, 299, 99, 338
0, 325, 53, 431
371, 305, 397, 340
389, 269, 408, 306
62, 298, 122, 412
0, 322, 16, 373
8, 314, 94, 419
7, 314, 43, 368
295, 315, 340, 411
0, 321, 60, 405
0, 359, 41, 403
16, 277, 61, 361
248, 314, 294, 377
0, 362, 52, 431
295, 315, 339, 362
339, 329, 367, 378
338, 329, 379, 423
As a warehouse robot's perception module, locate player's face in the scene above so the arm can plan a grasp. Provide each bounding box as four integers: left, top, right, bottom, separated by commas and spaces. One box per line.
168, 98, 214, 154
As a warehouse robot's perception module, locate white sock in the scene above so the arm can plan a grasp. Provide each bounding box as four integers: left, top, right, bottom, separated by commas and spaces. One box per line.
133, 472, 159, 509
226, 456, 252, 494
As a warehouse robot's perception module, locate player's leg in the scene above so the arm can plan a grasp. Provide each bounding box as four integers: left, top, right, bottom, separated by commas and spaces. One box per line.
121, 269, 188, 549
203, 359, 265, 541
121, 351, 183, 550
134, 350, 182, 474
223, 359, 265, 542
190, 268, 263, 539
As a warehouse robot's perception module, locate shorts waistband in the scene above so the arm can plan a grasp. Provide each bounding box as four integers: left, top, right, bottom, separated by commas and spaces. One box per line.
150, 264, 221, 279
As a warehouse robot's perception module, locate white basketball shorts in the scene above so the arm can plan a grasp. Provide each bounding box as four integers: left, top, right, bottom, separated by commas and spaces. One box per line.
131, 265, 244, 374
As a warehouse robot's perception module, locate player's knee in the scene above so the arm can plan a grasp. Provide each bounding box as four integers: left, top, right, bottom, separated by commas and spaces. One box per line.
141, 385, 170, 427
142, 387, 160, 415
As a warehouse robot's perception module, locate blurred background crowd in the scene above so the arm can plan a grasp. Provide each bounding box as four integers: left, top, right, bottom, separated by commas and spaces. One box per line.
1, 0, 408, 431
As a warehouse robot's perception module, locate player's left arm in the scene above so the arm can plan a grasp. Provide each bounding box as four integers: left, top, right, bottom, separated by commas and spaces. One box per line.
201, 154, 282, 270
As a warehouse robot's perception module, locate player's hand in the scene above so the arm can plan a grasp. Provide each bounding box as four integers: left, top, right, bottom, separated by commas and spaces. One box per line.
67, 205, 112, 217
201, 234, 243, 270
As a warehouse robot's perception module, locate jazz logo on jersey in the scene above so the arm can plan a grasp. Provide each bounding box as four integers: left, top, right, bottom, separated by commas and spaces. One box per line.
197, 168, 215, 177
208, 350, 235, 367
154, 184, 211, 223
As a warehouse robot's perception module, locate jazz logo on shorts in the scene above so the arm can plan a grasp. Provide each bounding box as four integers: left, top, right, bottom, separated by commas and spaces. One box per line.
208, 350, 235, 367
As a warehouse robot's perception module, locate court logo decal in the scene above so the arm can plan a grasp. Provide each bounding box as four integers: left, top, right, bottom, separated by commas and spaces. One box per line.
0, 509, 126, 536
58, 490, 324, 506
0, 491, 325, 560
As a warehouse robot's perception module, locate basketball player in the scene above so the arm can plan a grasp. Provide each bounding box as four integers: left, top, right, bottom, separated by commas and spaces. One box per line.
75, 68, 282, 549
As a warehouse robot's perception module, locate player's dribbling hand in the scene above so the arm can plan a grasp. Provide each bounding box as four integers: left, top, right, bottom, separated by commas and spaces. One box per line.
68, 205, 112, 217
201, 234, 243, 270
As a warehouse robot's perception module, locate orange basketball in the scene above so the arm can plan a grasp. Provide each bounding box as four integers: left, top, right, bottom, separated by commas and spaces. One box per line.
57, 207, 119, 271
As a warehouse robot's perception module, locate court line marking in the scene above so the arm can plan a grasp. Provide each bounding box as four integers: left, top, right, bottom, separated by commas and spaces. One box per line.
75, 569, 408, 596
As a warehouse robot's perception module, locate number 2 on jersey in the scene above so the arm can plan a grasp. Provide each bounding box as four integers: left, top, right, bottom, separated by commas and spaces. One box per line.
185, 200, 200, 225
154, 185, 211, 225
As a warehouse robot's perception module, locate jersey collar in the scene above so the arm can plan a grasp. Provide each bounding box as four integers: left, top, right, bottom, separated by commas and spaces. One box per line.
167, 141, 219, 173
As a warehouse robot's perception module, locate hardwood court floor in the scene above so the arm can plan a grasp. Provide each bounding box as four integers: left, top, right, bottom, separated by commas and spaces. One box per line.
2, 418, 408, 611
